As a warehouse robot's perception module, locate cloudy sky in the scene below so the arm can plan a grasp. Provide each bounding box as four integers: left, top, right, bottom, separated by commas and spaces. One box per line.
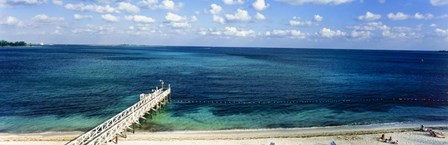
1, 0, 447, 50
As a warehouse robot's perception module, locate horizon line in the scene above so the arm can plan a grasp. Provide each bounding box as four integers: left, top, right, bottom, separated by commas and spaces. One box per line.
33, 43, 446, 52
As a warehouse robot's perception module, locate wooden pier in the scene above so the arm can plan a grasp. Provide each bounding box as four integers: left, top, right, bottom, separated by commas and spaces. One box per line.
66, 81, 171, 145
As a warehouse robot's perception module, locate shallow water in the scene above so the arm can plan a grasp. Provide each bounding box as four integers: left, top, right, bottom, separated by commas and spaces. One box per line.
0, 46, 447, 132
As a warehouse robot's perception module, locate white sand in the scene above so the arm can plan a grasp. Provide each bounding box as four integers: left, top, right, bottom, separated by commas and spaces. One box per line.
119, 132, 447, 145
0, 125, 446, 145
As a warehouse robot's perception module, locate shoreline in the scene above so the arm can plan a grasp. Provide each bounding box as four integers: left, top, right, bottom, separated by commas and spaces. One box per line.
0, 123, 446, 144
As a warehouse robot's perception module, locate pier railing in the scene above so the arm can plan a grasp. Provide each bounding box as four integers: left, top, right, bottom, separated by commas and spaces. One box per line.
66, 82, 171, 145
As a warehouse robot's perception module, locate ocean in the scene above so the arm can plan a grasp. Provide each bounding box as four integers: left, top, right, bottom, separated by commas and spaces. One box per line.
0, 45, 447, 132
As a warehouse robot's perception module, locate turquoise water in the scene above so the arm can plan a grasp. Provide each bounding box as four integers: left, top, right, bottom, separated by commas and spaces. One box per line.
0, 46, 447, 132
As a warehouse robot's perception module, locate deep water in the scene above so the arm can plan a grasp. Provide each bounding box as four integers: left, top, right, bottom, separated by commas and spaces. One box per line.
0, 45, 447, 132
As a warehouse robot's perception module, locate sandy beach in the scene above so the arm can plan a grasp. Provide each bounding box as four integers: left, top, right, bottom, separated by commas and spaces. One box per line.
0, 124, 446, 145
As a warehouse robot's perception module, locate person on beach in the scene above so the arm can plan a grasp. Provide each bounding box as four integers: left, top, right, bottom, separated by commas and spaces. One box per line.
391, 140, 398, 145
330, 141, 336, 145
379, 134, 385, 142
383, 136, 392, 143
421, 125, 433, 132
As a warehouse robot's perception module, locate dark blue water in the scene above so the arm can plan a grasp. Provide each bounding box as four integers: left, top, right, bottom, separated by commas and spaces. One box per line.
0, 45, 447, 132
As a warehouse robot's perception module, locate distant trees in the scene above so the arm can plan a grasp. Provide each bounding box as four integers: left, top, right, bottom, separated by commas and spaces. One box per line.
0, 40, 27, 47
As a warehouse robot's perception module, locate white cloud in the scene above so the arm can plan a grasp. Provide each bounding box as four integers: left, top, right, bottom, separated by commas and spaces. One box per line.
357, 11, 381, 21
97, 0, 121, 3
430, 23, 437, 27
125, 15, 155, 23
210, 4, 225, 24
350, 22, 422, 39
430, 0, 448, 6
222, 0, 244, 5
65, 3, 119, 13
252, 0, 268, 11
414, 13, 434, 20
118, 2, 140, 13
435, 28, 448, 37
165, 12, 187, 22
72, 24, 116, 34
198, 30, 208, 35
128, 24, 158, 33
210, 29, 222, 35
191, 16, 197, 22
52, 0, 63, 5
289, 20, 313, 26
51, 29, 62, 35
168, 22, 190, 28
139, 0, 158, 5
277, 0, 353, 5
439, 14, 448, 19
379, 0, 386, 3
101, 14, 119, 22
159, 0, 181, 10
381, 31, 404, 39
198, 28, 223, 36
0, 0, 46, 6
213, 15, 225, 24
74, 14, 93, 20
141, 0, 183, 11
382, 27, 421, 39
351, 22, 389, 31
265, 29, 307, 39
0, 16, 24, 27
209, 4, 222, 15
290, 30, 307, 39
314, 14, 323, 21
289, 17, 313, 26
255, 12, 266, 20
351, 30, 372, 39
164, 12, 193, 28
266, 29, 290, 36
289, 16, 322, 26
225, 9, 251, 22
387, 12, 409, 20
32, 14, 65, 23
320, 28, 347, 38
223, 27, 255, 37
211, 30, 223, 35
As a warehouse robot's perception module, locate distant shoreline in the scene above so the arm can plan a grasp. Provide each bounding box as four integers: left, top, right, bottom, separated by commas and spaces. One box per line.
2, 44, 445, 52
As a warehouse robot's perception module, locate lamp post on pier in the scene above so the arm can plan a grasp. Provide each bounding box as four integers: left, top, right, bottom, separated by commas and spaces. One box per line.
160, 80, 164, 89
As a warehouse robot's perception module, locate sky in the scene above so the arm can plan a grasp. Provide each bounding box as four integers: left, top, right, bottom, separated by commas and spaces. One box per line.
0, 0, 447, 50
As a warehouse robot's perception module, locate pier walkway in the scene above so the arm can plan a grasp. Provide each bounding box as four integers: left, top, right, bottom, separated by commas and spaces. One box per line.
66, 81, 171, 145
